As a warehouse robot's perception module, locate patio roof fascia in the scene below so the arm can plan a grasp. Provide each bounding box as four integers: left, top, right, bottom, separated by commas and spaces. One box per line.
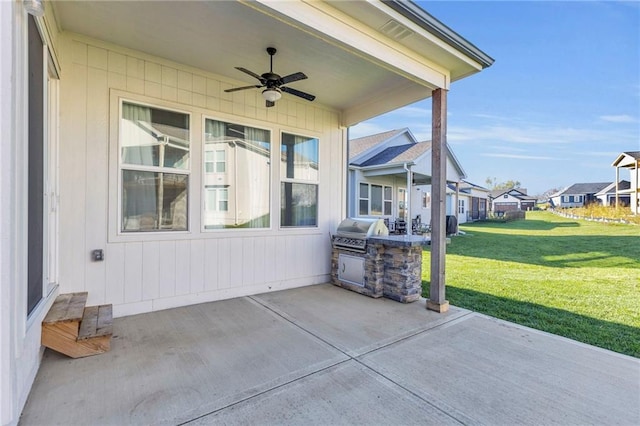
382, 0, 495, 73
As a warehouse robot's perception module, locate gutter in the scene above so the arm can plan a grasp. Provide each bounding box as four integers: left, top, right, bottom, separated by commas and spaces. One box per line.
404, 163, 412, 234
353, 161, 416, 172
383, 0, 495, 69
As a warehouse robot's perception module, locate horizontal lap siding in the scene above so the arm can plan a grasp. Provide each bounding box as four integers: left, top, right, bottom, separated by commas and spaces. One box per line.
58, 34, 341, 317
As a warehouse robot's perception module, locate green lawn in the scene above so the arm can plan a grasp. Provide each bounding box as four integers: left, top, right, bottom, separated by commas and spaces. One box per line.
422, 210, 640, 357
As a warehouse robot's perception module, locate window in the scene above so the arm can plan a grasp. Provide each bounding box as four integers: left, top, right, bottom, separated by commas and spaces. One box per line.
359, 183, 369, 216
371, 185, 383, 215
358, 183, 392, 216
120, 102, 190, 232
383, 186, 392, 215
204, 119, 270, 229
281, 133, 319, 227
422, 192, 431, 209
398, 188, 407, 219
504, 195, 508, 199
458, 199, 465, 214
205, 150, 226, 173
28, 15, 45, 314
568, 195, 575, 202
205, 186, 228, 212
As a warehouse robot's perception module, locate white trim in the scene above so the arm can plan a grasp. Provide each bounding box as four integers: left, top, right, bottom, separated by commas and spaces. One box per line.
251, 0, 449, 88
108, 89, 326, 242
201, 114, 274, 232
279, 130, 320, 229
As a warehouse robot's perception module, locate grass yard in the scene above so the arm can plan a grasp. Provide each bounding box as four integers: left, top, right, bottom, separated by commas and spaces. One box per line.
422, 210, 640, 358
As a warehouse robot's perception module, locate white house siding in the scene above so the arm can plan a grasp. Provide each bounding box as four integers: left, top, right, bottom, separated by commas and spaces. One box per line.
1, 5, 64, 424
57, 33, 344, 318
493, 193, 523, 212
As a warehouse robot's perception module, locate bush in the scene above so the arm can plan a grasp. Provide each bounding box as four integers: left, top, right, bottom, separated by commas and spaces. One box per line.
488, 210, 526, 222
563, 205, 640, 225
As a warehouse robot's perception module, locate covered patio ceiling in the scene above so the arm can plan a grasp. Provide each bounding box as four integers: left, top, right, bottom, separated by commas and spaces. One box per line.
51, 0, 490, 127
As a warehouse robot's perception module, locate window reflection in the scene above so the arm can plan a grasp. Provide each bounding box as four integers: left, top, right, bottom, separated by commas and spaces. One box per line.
204, 119, 271, 229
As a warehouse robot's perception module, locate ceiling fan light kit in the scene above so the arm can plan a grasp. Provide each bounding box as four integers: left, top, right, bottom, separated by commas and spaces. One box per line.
225, 47, 316, 108
262, 88, 282, 102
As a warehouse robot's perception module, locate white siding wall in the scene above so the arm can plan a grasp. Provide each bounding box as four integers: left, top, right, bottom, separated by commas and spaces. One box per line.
58, 33, 344, 317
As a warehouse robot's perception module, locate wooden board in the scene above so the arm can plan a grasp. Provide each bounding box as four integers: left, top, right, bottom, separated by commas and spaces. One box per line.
78, 304, 113, 340
43, 292, 88, 324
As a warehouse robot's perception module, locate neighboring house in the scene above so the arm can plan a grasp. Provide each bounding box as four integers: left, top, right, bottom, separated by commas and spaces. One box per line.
348, 128, 466, 230
549, 182, 610, 209
612, 151, 640, 215
490, 188, 537, 213
448, 180, 490, 223
1, 1, 493, 422
595, 181, 631, 207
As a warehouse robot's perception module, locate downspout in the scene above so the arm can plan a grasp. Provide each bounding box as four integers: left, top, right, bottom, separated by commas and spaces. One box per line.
636, 160, 639, 215
404, 163, 412, 234
455, 181, 460, 232
615, 166, 619, 208
346, 127, 350, 218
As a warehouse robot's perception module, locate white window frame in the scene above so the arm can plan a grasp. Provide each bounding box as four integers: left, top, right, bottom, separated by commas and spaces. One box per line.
119, 100, 191, 233
202, 116, 273, 231
358, 183, 393, 217
358, 183, 370, 216
279, 131, 319, 228
109, 95, 193, 240
24, 14, 61, 321
107, 93, 324, 240
205, 186, 228, 212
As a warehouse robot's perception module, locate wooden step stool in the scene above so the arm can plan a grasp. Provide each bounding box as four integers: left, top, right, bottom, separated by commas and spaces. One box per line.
42, 292, 113, 358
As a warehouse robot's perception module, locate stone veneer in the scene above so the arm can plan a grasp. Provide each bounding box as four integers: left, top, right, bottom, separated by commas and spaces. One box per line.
331, 235, 427, 303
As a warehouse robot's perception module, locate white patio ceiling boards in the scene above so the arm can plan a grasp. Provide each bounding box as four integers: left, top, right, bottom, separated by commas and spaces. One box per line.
51, 0, 491, 126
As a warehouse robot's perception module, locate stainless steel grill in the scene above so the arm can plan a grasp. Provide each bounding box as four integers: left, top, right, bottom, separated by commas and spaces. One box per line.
332, 218, 389, 253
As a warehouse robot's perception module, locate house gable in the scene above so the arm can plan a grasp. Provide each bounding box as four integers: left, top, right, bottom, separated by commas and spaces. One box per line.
349, 128, 417, 165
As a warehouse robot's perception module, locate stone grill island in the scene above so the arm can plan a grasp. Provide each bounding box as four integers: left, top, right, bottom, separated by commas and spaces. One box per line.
332, 233, 427, 303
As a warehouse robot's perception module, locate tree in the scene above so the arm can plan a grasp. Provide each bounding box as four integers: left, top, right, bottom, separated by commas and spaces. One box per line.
539, 187, 562, 200
485, 177, 521, 190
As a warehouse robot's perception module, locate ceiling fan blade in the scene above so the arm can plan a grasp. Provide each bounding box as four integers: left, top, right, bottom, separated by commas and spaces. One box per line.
225, 85, 262, 93
266, 100, 275, 108
235, 67, 265, 83
279, 72, 307, 85
281, 86, 316, 102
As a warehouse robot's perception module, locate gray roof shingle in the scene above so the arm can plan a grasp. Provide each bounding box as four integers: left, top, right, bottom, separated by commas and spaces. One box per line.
561, 182, 611, 195
355, 142, 431, 167
349, 129, 405, 160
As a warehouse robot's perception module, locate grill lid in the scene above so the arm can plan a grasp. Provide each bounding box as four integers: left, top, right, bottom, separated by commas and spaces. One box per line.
335, 218, 389, 238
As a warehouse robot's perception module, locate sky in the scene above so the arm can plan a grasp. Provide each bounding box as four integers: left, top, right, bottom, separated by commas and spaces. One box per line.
349, 1, 640, 196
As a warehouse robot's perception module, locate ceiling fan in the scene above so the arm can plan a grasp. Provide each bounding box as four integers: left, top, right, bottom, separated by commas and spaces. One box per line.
225, 47, 316, 107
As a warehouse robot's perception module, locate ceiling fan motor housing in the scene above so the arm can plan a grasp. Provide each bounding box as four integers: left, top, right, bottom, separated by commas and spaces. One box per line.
224, 46, 315, 107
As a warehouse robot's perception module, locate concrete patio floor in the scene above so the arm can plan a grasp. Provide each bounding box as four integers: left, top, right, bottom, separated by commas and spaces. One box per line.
20, 284, 640, 425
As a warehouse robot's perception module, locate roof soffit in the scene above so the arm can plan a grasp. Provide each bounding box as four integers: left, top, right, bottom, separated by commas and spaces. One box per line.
252, 0, 451, 87
51, 0, 490, 126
